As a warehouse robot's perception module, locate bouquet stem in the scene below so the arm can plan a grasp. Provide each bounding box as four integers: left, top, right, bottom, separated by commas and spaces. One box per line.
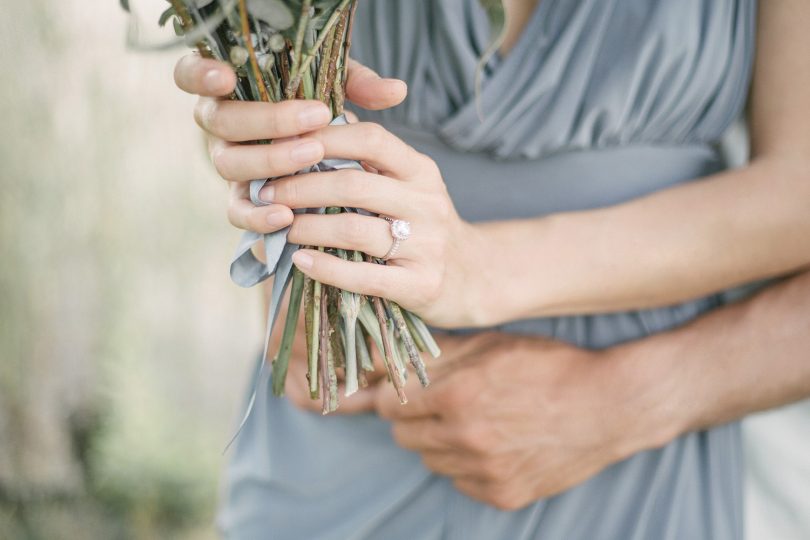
156, 0, 441, 414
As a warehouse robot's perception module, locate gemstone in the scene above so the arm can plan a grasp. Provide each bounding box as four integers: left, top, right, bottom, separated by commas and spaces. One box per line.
391, 220, 411, 240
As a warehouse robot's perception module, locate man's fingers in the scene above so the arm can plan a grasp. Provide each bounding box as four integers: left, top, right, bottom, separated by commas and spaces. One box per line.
390, 418, 453, 451
174, 54, 236, 97
375, 374, 438, 421
345, 59, 408, 110
334, 385, 378, 414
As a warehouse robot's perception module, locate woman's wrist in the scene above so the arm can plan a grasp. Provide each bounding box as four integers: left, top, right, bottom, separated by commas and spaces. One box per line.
459, 217, 559, 327
452, 221, 506, 327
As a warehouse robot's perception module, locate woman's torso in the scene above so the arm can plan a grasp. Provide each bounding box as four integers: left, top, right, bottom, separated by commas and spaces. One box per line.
219, 1, 758, 538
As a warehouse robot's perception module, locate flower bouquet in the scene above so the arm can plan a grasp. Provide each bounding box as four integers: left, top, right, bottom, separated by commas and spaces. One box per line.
125, 0, 445, 416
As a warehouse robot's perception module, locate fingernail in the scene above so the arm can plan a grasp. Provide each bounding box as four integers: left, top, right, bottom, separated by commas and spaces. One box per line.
298, 106, 331, 129
266, 209, 288, 227
204, 69, 226, 93
259, 185, 274, 203
290, 141, 322, 164
292, 251, 314, 271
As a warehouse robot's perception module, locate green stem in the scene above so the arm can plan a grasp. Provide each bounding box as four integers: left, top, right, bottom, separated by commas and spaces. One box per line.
404, 311, 442, 359
272, 268, 305, 396
286, 0, 353, 97
356, 327, 374, 373
388, 300, 430, 387
308, 277, 322, 399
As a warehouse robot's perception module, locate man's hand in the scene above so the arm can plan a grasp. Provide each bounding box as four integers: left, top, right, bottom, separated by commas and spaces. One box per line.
371, 332, 666, 510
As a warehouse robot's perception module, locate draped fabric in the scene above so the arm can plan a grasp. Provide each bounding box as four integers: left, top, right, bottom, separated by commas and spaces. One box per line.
218, 1, 758, 538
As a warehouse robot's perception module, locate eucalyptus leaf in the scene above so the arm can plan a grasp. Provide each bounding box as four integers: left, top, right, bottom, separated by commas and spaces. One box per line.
246, 0, 295, 31
158, 6, 176, 27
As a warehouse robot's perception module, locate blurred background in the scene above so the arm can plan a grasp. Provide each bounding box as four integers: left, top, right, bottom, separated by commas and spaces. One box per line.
0, 1, 807, 539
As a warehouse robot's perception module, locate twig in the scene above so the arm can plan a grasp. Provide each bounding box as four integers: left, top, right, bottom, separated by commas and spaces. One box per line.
236, 0, 270, 102
340, 1, 358, 98
371, 294, 407, 404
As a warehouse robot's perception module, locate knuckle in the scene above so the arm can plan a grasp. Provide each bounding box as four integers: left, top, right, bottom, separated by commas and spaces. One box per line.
418, 269, 444, 305
226, 204, 241, 228
248, 207, 270, 233
366, 271, 388, 298
361, 122, 389, 149
265, 145, 283, 175
480, 456, 512, 482
341, 214, 367, 246
432, 197, 453, 223
436, 383, 470, 410
194, 99, 220, 132
288, 215, 307, 240
456, 423, 489, 453
276, 178, 300, 207
390, 423, 408, 446
488, 486, 522, 511
211, 147, 233, 180
425, 191, 455, 223
420, 154, 441, 177
347, 169, 374, 194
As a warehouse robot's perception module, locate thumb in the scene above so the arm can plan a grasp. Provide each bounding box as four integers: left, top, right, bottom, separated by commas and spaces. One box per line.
345, 59, 408, 110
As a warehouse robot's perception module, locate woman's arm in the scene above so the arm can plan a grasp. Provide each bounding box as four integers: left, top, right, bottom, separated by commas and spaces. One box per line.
172, 2, 809, 330
476, 0, 810, 324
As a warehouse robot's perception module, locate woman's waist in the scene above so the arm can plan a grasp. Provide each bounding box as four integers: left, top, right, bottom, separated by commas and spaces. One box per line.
388, 123, 728, 222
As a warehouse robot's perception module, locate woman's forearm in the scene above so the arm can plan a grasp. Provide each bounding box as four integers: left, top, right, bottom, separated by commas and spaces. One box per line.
610, 269, 810, 452
475, 158, 810, 324
472, 0, 810, 326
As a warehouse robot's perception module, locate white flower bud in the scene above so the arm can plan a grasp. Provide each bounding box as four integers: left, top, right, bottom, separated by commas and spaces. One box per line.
230, 46, 249, 67
268, 33, 285, 53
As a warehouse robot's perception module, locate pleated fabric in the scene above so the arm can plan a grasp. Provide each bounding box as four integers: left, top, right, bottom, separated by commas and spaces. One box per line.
218, 1, 757, 538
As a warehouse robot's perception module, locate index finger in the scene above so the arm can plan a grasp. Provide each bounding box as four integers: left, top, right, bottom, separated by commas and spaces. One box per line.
174, 54, 236, 97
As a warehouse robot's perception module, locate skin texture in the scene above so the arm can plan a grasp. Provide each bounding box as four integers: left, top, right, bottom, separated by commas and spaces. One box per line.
173, 1, 810, 510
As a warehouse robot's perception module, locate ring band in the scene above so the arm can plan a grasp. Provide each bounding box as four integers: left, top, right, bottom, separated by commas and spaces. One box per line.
382, 217, 411, 260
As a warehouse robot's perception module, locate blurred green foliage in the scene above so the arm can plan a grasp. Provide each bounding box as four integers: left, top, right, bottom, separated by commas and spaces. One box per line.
0, 1, 262, 538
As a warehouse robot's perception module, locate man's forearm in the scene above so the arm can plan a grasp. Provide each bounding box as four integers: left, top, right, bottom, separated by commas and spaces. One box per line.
613, 270, 810, 452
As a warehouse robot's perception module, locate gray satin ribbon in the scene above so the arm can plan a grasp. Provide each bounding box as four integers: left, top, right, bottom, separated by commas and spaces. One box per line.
225, 115, 364, 450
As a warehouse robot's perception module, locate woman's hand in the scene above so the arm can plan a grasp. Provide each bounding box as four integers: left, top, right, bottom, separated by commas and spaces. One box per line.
174, 54, 488, 328
173, 53, 409, 237
276, 125, 485, 328
370, 333, 671, 510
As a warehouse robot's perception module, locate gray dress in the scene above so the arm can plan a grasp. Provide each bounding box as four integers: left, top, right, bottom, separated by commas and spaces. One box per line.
218, 1, 757, 538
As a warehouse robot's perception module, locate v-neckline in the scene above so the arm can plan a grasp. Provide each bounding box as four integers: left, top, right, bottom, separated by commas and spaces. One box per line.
485, 0, 549, 75
497, 0, 544, 61
439, 0, 553, 136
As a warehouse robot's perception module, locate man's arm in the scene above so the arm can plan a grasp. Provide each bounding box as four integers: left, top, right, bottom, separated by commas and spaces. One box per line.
370, 270, 810, 510
616, 269, 810, 451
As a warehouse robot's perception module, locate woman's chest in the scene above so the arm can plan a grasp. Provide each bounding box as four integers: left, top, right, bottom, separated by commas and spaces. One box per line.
352, 0, 755, 160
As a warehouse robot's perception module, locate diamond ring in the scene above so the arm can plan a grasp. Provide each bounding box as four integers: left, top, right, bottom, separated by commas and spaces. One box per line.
382, 217, 411, 260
